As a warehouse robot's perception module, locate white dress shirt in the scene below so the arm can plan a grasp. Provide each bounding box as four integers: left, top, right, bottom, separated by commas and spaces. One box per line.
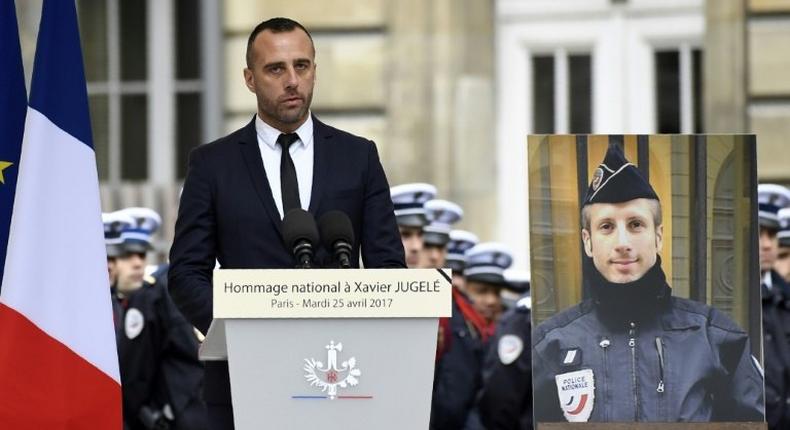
255, 114, 314, 219
763, 270, 773, 290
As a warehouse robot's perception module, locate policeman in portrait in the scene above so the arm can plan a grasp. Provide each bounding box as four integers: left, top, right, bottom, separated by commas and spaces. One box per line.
420, 199, 463, 269
532, 144, 764, 423
390, 183, 436, 268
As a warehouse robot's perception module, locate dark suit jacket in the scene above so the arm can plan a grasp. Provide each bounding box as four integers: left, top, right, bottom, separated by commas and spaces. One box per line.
168, 115, 405, 408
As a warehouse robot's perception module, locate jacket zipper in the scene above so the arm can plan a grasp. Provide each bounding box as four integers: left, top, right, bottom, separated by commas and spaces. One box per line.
655, 337, 666, 420
599, 337, 611, 421
655, 337, 665, 393
629, 322, 639, 421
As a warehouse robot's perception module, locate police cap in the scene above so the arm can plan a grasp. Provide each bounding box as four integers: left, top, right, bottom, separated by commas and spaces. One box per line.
584, 144, 658, 206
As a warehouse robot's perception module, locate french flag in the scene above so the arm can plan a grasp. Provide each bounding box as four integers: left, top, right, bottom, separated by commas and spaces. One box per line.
0, 0, 122, 427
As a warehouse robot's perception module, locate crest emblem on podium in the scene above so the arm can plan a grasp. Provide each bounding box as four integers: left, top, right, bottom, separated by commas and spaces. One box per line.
303, 340, 362, 399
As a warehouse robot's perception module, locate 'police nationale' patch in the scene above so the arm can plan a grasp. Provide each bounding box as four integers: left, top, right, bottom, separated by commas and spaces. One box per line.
555, 368, 595, 422
498, 334, 523, 365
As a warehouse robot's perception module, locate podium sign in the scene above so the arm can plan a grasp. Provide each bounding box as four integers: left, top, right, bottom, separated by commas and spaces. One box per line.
212, 268, 451, 319
201, 269, 451, 430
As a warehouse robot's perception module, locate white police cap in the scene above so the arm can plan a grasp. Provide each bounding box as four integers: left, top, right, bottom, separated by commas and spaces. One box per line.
102, 211, 136, 258
446, 230, 479, 273
465, 242, 513, 285
118, 207, 162, 253
423, 199, 463, 246
390, 183, 437, 227
503, 268, 531, 294
779, 207, 790, 247
758, 184, 790, 229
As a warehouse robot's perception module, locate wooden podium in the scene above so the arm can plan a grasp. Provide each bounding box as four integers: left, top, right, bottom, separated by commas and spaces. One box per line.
200, 268, 451, 430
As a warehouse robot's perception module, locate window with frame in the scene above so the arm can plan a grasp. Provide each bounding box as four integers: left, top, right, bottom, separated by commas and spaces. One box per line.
655, 46, 703, 134
77, 0, 205, 182
531, 51, 593, 134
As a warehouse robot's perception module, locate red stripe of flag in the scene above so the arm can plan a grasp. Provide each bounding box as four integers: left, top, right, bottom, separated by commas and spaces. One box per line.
0, 303, 121, 429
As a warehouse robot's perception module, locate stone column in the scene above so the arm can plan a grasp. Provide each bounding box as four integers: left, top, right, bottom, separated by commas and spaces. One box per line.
704, 0, 747, 132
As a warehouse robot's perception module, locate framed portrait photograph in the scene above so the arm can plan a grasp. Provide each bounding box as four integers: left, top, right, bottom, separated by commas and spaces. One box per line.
528, 135, 765, 425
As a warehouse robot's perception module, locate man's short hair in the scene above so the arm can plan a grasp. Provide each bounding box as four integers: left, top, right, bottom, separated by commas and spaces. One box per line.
246, 17, 314, 68
760, 225, 779, 238
581, 198, 663, 231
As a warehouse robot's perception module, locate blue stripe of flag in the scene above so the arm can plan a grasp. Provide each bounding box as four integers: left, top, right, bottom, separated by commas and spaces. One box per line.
0, 0, 27, 290
28, 0, 92, 149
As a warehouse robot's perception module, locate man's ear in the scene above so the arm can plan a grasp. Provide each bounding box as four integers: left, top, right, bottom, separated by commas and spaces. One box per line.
655, 224, 664, 252
582, 228, 593, 257
243, 68, 255, 93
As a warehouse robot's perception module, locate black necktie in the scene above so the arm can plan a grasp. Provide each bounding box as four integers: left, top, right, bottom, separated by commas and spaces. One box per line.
277, 133, 301, 215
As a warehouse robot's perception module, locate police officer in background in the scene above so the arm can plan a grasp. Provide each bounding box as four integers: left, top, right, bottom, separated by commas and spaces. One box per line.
533, 145, 764, 423
390, 183, 436, 268
420, 199, 463, 269
757, 185, 790, 429
774, 208, 790, 283
104, 208, 208, 430
759, 185, 790, 294
432, 242, 513, 430
499, 268, 531, 312
446, 229, 479, 294
477, 269, 533, 430
440, 229, 479, 364
464, 243, 513, 325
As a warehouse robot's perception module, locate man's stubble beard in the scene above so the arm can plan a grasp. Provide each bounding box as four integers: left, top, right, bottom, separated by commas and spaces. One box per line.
261, 90, 314, 126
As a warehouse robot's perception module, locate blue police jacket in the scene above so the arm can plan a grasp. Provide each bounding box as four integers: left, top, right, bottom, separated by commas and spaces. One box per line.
533, 286, 764, 423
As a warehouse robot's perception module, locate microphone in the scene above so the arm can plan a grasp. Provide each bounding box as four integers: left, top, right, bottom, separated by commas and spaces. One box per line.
282, 209, 320, 268
318, 211, 355, 269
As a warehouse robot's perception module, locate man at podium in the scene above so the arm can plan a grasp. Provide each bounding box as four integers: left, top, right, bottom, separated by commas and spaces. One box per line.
168, 17, 405, 429
532, 145, 764, 423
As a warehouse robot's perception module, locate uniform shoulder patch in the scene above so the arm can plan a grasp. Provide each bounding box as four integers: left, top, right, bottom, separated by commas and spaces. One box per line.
555, 368, 595, 422
516, 296, 531, 312
125, 307, 145, 339
498, 334, 524, 365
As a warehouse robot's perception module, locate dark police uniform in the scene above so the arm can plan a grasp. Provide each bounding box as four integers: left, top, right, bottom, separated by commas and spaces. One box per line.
478, 297, 533, 430
533, 145, 764, 423
762, 278, 790, 429
533, 285, 764, 422
113, 279, 208, 430
432, 242, 513, 430
431, 292, 486, 430
105, 208, 207, 430
758, 184, 790, 429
